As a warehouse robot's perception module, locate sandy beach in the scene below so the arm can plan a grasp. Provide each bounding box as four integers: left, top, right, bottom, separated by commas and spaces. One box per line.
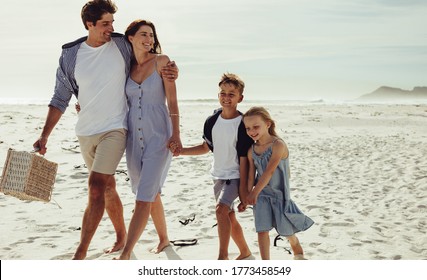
1, 101, 426, 261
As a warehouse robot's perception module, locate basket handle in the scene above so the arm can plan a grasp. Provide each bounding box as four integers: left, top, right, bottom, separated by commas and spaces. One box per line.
30, 147, 45, 157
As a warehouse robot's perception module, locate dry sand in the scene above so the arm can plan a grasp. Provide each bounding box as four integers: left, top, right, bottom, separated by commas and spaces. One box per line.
1, 101, 426, 261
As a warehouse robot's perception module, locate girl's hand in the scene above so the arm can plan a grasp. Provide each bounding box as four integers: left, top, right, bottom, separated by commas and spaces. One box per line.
247, 189, 259, 205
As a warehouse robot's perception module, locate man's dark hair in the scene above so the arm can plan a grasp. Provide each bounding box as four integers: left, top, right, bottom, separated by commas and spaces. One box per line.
81, 0, 117, 30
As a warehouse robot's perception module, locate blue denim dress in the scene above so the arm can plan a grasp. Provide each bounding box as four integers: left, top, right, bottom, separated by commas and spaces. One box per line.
252, 141, 314, 236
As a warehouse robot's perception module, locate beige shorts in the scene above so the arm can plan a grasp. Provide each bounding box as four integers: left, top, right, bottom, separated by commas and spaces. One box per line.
77, 129, 127, 175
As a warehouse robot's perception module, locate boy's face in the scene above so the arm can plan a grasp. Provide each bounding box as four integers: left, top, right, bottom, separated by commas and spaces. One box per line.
218, 83, 243, 109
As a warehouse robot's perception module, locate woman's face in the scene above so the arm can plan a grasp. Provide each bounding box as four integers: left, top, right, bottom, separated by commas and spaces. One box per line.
128, 25, 154, 52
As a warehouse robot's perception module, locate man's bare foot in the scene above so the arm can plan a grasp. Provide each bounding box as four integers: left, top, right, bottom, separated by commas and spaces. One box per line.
150, 240, 171, 254
104, 240, 125, 254
72, 251, 86, 260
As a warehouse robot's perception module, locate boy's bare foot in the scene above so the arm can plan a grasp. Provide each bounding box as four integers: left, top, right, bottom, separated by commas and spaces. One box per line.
150, 240, 171, 254
113, 252, 130, 260
236, 253, 254, 260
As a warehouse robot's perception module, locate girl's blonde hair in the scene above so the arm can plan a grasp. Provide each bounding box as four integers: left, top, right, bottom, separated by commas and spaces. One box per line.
243, 106, 278, 137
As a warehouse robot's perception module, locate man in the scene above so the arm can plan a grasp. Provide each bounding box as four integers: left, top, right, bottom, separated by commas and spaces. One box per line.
33, 0, 177, 260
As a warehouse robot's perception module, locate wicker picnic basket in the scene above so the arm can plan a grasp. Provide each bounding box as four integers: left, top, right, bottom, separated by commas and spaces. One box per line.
0, 149, 58, 202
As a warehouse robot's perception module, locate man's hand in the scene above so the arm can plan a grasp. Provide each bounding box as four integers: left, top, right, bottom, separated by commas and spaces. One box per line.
161, 61, 179, 82
33, 136, 48, 155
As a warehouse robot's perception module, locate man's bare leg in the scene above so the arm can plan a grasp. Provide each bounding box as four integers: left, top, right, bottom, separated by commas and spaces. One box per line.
104, 176, 126, 254
150, 193, 170, 254
72, 172, 109, 260
229, 211, 252, 260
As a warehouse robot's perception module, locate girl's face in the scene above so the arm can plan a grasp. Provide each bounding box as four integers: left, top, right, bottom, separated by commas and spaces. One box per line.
243, 115, 271, 142
128, 25, 154, 52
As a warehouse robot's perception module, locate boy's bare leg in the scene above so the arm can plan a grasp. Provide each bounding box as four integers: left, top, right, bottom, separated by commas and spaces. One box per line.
104, 176, 127, 254
116, 201, 151, 260
150, 193, 171, 253
216, 203, 232, 260
72, 172, 109, 260
258, 231, 270, 260
229, 211, 252, 260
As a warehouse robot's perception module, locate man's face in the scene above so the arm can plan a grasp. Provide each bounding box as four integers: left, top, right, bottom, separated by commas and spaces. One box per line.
87, 13, 114, 45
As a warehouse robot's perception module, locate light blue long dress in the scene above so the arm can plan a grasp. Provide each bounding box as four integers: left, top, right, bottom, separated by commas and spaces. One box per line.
125, 65, 172, 202
252, 140, 314, 236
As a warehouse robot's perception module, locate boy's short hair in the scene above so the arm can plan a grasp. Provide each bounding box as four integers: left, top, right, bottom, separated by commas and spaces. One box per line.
218, 73, 245, 95
81, 0, 117, 30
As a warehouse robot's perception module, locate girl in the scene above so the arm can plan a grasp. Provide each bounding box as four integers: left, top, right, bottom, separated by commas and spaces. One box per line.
243, 107, 314, 260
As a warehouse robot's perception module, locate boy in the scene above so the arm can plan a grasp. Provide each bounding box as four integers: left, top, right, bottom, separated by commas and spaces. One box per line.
174, 73, 253, 260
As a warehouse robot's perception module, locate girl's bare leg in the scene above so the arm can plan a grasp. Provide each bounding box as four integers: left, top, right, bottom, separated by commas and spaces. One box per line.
258, 231, 270, 260
287, 234, 304, 257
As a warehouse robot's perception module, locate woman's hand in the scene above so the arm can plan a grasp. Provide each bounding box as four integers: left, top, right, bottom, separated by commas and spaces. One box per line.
168, 136, 182, 156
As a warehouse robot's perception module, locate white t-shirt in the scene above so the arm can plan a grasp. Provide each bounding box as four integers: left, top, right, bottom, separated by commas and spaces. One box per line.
210, 115, 242, 179
74, 40, 127, 136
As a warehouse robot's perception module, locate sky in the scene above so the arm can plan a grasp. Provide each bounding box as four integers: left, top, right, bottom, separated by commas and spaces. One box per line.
0, 0, 426, 102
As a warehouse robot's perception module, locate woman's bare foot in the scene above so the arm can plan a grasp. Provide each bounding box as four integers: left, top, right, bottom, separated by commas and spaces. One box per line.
150, 240, 171, 254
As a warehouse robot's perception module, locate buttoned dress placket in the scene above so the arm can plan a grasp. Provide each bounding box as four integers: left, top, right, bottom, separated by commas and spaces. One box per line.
137, 85, 145, 151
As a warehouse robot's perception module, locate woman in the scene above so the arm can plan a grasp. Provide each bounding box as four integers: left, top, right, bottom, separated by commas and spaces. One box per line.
117, 19, 182, 260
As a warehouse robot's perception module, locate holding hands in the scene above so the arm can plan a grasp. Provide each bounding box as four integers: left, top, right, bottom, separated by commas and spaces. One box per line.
246, 188, 259, 206
237, 187, 259, 212
168, 139, 182, 156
